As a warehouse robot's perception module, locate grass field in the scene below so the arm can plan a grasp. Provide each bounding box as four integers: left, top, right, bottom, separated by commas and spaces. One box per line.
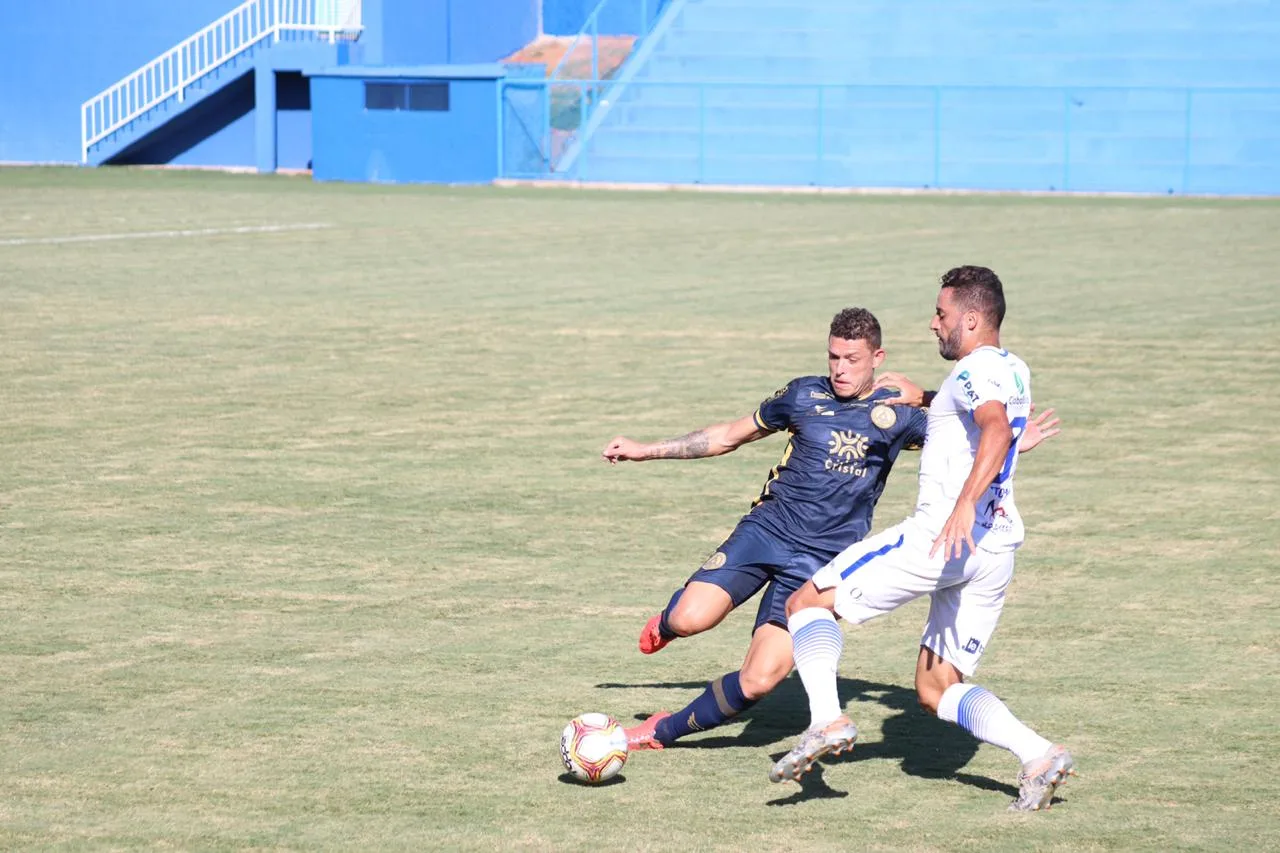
2, 167, 1278, 851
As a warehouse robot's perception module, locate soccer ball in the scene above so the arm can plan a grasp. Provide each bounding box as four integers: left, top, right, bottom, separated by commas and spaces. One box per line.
560, 713, 628, 784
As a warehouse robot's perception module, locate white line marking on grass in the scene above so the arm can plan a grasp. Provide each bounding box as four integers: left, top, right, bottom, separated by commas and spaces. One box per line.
0, 223, 334, 247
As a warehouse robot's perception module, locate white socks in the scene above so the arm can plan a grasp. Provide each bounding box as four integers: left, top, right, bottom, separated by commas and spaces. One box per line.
937, 682, 1052, 764
788, 607, 844, 728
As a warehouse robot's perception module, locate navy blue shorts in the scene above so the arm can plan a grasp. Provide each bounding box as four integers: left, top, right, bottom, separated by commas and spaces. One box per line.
686, 521, 838, 632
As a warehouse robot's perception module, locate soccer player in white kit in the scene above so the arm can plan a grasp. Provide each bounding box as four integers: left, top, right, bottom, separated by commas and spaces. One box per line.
769, 266, 1075, 812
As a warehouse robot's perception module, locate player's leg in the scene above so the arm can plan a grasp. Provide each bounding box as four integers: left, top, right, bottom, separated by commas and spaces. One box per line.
922, 553, 1075, 811
632, 622, 792, 749
628, 565, 805, 749
638, 524, 773, 654
772, 523, 945, 782
639, 581, 734, 654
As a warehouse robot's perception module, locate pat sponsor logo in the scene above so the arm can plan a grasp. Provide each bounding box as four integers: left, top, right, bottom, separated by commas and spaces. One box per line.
956, 369, 980, 404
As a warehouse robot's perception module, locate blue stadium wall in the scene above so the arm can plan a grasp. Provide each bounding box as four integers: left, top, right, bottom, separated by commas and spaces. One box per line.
1, 0, 541, 166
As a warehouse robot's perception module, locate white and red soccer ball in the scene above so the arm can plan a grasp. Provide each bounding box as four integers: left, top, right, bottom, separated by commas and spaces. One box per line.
560, 713, 628, 783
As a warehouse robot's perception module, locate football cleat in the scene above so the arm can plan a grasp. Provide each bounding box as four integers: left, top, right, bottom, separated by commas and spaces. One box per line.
623, 711, 672, 751
638, 614, 673, 655
768, 717, 859, 782
1009, 744, 1076, 812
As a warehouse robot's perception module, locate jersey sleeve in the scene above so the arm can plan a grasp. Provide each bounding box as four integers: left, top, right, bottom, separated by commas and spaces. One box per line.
753, 380, 805, 432
898, 406, 928, 450
952, 352, 1015, 413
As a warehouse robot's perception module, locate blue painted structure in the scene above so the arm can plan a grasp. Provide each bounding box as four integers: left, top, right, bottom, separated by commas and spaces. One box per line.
543, 0, 656, 36
311, 65, 504, 183
1, 0, 247, 164
527, 0, 1280, 194
354, 0, 538, 65
2, 0, 537, 168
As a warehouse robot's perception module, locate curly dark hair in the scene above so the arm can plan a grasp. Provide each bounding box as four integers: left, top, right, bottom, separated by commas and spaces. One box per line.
940, 265, 1006, 329
829, 307, 882, 348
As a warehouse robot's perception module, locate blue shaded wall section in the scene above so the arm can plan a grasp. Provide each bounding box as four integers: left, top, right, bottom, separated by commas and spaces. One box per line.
1, 0, 240, 162
312, 67, 503, 183
543, 0, 657, 36
355, 0, 538, 65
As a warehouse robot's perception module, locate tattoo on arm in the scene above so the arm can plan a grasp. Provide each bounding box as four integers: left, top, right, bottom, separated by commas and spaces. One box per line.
651, 430, 713, 459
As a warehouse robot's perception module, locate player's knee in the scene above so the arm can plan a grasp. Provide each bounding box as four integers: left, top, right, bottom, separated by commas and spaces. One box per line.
665, 602, 720, 637
915, 681, 944, 716
738, 661, 789, 700
784, 582, 819, 618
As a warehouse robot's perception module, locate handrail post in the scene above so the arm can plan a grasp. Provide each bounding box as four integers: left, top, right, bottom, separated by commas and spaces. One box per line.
1062, 88, 1071, 191
815, 85, 824, 185
591, 15, 599, 84
932, 86, 941, 187
697, 83, 706, 183
179, 48, 186, 102
1182, 88, 1193, 195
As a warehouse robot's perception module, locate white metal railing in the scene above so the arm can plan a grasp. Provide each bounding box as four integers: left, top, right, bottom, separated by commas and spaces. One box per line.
80, 0, 362, 162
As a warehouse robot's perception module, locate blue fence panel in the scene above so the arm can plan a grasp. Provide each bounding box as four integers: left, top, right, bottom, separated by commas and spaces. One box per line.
499, 80, 1280, 195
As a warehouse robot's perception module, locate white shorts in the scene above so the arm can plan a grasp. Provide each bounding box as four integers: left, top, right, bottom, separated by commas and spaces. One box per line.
810, 518, 1016, 676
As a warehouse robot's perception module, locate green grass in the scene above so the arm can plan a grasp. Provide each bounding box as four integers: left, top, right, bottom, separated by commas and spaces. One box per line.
2, 166, 1278, 851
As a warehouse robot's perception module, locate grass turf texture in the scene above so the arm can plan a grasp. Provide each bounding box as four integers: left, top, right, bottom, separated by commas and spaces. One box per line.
1, 167, 1277, 851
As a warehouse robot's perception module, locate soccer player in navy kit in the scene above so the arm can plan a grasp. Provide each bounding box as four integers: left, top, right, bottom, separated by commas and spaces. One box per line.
602, 308, 1058, 751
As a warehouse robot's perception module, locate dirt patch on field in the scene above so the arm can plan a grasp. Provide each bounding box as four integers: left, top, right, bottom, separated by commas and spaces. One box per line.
504, 35, 636, 78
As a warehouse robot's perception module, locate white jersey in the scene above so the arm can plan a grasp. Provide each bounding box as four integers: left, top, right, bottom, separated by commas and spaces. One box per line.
912, 346, 1032, 553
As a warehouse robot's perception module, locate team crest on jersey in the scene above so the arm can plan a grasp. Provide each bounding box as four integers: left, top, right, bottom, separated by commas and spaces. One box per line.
870, 405, 897, 429
765, 384, 790, 403
700, 551, 727, 571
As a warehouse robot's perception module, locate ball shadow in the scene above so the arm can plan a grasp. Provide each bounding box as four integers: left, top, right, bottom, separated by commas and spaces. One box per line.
557, 772, 627, 788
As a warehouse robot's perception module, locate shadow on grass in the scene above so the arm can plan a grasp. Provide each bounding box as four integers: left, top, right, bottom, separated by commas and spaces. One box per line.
557, 772, 628, 788
599, 674, 1010, 803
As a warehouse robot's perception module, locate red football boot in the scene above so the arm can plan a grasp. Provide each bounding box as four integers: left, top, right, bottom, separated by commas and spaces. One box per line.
624, 712, 672, 751
638, 614, 673, 655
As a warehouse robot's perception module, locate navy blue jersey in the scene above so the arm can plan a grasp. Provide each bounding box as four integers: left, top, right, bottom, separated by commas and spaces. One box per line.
745, 376, 928, 554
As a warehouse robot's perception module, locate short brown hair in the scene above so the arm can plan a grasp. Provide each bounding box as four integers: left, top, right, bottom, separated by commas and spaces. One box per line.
829, 307, 882, 349
940, 266, 1006, 328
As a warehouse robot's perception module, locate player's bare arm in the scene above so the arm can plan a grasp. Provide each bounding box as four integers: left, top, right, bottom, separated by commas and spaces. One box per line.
931, 400, 1014, 559
602, 413, 771, 464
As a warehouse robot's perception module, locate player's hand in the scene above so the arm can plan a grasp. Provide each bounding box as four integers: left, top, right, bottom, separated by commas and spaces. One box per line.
1018, 405, 1060, 452
602, 436, 647, 464
931, 499, 977, 560
872, 372, 926, 407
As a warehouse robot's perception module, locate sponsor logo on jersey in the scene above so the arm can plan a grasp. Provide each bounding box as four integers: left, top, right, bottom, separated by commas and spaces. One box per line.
870, 405, 897, 429
700, 551, 727, 571
825, 430, 869, 476
813, 404, 835, 416
808, 390, 834, 400
956, 369, 980, 404
1014, 373, 1025, 395
963, 637, 982, 654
